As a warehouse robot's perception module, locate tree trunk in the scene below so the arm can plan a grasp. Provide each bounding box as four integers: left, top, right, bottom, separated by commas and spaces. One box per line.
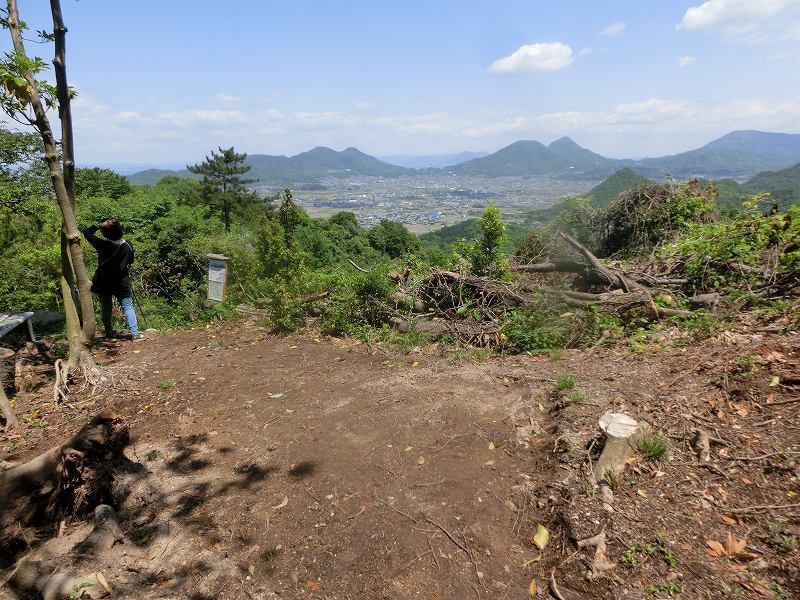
0, 383, 18, 430
0, 347, 17, 429
6, 0, 97, 381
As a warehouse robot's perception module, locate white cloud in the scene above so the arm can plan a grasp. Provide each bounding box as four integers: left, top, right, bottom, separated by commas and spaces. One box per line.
489, 42, 574, 74
67, 86, 800, 165
600, 21, 627, 37
217, 94, 241, 103
678, 0, 800, 40
156, 109, 248, 127
355, 101, 376, 109
678, 55, 697, 67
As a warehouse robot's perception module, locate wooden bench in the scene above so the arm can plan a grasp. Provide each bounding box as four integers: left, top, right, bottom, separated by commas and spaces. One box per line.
0, 312, 36, 342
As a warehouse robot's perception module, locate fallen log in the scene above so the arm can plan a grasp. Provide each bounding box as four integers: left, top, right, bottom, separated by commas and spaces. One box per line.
0, 412, 129, 531
560, 289, 659, 320
557, 231, 641, 292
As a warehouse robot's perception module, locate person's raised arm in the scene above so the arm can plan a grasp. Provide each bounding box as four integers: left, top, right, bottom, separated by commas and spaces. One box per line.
82, 223, 103, 250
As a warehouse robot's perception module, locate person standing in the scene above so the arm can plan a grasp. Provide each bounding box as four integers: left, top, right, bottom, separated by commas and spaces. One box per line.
83, 218, 143, 340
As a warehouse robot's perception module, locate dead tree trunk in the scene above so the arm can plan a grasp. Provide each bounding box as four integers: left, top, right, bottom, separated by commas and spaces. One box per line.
0, 412, 129, 532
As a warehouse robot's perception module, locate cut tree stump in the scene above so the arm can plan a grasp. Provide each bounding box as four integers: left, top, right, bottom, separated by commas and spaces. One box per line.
593, 412, 641, 511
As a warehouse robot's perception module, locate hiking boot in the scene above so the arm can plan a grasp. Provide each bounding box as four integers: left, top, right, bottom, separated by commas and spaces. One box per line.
127, 333, 146, 341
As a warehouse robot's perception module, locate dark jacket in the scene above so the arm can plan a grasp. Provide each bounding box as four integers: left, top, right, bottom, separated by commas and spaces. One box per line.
83, 225, 135, 296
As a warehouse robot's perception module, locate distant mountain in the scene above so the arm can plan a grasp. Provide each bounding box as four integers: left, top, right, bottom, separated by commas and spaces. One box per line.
586, 168, 647, 208
716, 160, 800, 209
127, 168, 198, 185
379, 151, 489, 169
127, 146, 409, 186
446, 138, 627, 179
747, 162, 800, 204
126, 131, 800, 187
634, 131, 800, 179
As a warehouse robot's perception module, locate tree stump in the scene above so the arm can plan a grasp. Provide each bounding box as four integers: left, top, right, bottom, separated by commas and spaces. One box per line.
593, 412, 641, 511
593, 412, 640, 482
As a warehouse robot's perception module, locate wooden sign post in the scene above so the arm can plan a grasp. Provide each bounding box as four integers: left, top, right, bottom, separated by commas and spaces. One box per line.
206, 254, 229, 304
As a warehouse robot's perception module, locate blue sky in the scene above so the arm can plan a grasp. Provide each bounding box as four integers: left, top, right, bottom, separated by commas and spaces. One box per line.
10, 0, 800, 167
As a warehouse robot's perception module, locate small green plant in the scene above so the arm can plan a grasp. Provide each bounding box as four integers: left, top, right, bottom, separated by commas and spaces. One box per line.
736, 354, 757, 378
659, 545, 677, 568
555, 373, 577, 391
69, 580, 94, 600
768, 520, 798, 552
568, 391, 586, 404
472, 348, 493, 360
637, 433, 671, 461
158, 378, 176, 390
603, 468, 619, 490
548, 348, 564, 361
620, 546, 639, 567
646, 581, 680, 597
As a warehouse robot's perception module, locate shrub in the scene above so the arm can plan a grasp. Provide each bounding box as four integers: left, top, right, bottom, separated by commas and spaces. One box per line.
502, 307, 570, 354
663, 199, 799, 297
555, 373, 577, 391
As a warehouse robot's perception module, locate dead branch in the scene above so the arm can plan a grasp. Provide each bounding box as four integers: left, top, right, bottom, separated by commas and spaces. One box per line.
727, 502, 800, 514
347, 258, 368, 273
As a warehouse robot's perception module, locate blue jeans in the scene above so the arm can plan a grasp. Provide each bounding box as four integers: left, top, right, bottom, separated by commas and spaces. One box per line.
99, 294, 139, 336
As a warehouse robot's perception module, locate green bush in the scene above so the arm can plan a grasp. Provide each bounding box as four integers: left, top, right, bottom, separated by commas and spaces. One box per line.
663, 200, 800, 295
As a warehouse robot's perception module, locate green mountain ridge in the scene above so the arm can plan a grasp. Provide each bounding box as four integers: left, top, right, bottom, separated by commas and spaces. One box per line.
445, 137, 626, 179
127, 146, 409, 186
127, 130, 800, 186
586, 168, 647, 208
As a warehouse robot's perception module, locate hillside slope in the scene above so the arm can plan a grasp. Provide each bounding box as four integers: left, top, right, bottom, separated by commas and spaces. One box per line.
635, 130, 800, 179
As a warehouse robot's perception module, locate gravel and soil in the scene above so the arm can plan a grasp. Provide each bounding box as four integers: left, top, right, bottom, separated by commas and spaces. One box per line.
1, 319, 798, 599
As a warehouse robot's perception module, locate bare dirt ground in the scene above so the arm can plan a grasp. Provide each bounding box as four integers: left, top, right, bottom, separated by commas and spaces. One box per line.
1, 319, 799, 599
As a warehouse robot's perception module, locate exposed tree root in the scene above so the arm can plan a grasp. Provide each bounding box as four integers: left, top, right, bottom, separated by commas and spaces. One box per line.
0, 412, 129, 538
52, 354, 108, 404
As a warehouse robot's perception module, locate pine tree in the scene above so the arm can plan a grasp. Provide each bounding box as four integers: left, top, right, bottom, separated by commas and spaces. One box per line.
187, 147, 255, 232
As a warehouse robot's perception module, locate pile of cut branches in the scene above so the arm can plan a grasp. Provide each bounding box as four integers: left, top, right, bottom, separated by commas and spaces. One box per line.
597, 180, 718, 257
388, 269, 531, 346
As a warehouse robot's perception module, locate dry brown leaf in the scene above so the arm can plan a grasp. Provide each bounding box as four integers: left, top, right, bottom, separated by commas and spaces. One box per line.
740, 580, 772, 596
707, 539, 726, 557
532, 524, 550, 551
724, 533, 746, 557
272, 496, 289, 509
528, 579, 537, 598
721, 514, 738, 526
708, 534, 759, 561
95, 571, 112, 594
307, 581, 321, 591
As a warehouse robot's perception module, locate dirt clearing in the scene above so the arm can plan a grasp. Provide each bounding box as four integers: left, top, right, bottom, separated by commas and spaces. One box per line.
1, 321, 798, 599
